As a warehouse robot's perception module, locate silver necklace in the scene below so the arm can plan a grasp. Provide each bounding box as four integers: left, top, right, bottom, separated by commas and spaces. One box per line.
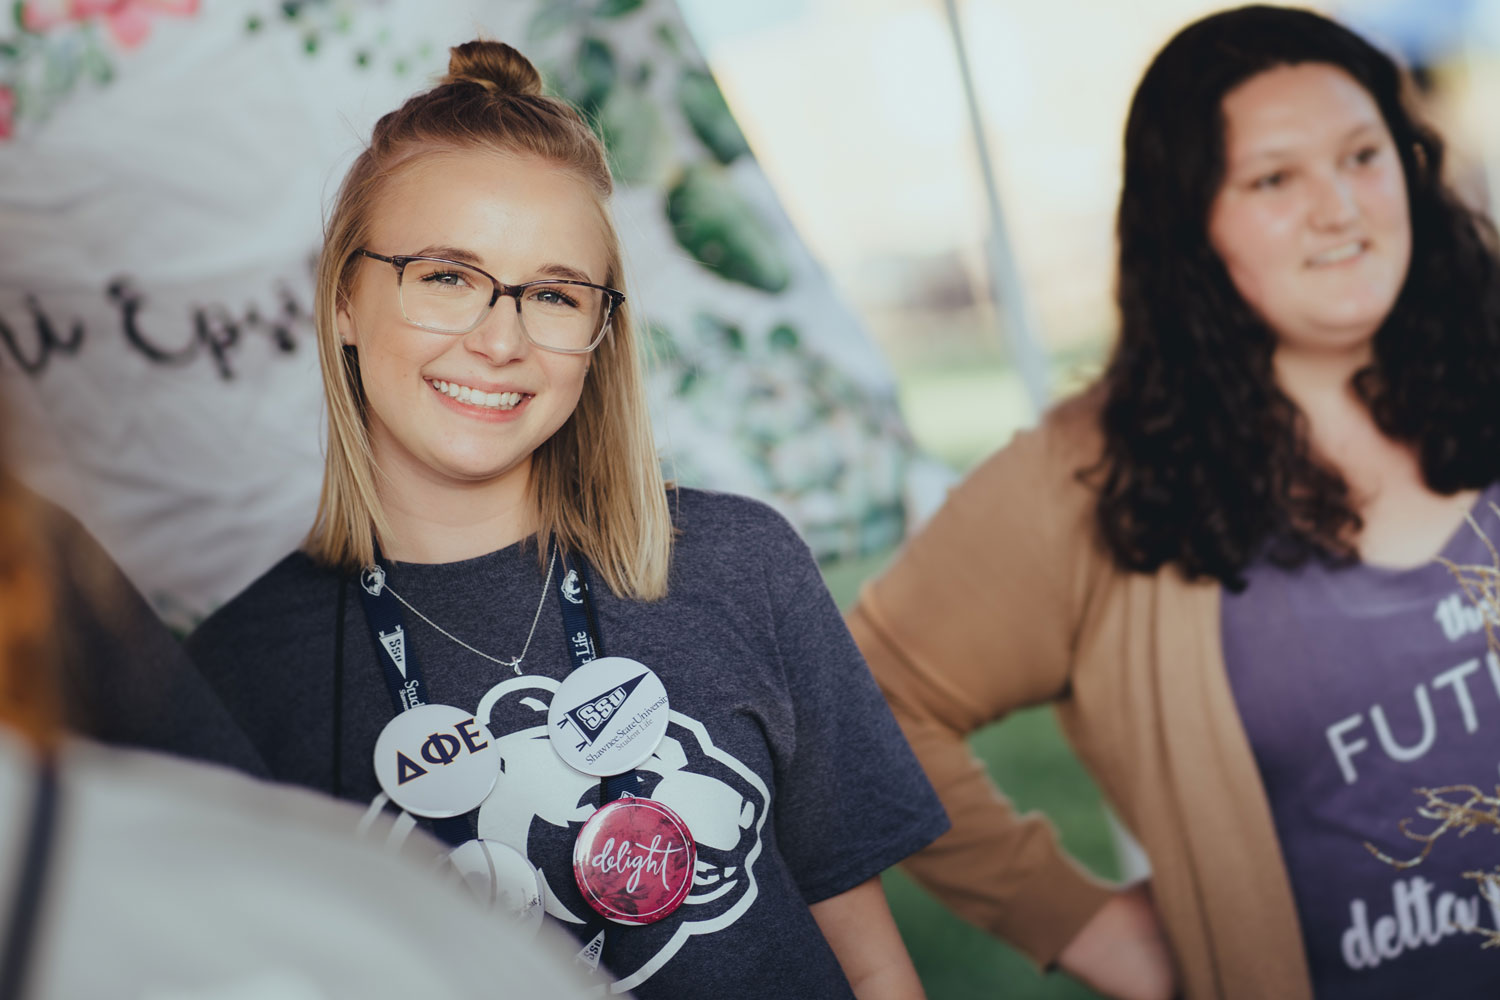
364, 550, 556, 675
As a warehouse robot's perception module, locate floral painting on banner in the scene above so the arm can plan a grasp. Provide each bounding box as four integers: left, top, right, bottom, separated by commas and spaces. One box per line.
0, 0, 933, 628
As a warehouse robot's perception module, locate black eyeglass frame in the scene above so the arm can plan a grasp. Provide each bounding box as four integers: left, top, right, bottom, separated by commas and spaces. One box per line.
352, 248, 625, 354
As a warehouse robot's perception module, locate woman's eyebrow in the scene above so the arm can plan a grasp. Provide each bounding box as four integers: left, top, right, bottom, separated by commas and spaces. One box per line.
413, 245, 484, 265
1340, 120, 1383, 142
534, 262, 594, 283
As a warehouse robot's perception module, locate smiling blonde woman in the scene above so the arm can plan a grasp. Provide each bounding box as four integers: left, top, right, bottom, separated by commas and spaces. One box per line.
186, 40, 946, 1000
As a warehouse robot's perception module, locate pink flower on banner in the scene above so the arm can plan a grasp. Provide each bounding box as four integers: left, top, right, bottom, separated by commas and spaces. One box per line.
22, 0, 199, 47
0, 88, 14, 141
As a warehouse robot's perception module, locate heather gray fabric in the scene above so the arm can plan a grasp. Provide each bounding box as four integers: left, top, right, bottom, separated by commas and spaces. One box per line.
1222, 483, 1500, 998
187, 489, 947, 999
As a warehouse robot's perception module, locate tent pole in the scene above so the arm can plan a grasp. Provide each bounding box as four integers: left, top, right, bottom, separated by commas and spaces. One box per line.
941, 0, 1051, 417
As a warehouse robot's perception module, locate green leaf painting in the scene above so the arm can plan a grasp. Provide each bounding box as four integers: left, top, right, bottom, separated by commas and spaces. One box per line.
693, 312, 746, 354
598, 87, 671, 186
595, 0, 645, 16
677, 68, 749, 165
527, 2, 578, 41
667, 164, 791, 293
573, 36, 615, 118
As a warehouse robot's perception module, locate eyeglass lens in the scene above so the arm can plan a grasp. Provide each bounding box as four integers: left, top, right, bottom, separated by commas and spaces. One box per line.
397, 259, 606, 350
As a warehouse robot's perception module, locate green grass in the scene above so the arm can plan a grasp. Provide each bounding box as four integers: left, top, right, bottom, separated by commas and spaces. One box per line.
820, 356, 1115, 998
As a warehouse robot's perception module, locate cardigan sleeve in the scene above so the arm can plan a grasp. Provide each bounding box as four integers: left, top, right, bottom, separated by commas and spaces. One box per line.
847, 409, 1115, 967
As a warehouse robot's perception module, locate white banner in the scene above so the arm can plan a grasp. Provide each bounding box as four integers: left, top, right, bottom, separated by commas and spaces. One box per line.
0, 0, 934, 628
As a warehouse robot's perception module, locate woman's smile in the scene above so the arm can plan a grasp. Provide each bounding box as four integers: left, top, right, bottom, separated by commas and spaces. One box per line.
426, 377, 532, 415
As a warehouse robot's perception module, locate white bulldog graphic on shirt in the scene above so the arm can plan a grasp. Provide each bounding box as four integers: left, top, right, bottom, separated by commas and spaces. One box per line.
475, 675, 770, 993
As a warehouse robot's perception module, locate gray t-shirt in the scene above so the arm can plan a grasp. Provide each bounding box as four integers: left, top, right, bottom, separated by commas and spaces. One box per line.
1222, 484, 1500, 998
187, 489, 948, 999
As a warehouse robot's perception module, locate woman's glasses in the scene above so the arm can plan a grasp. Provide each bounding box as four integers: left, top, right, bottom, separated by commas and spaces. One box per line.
352, 249, 623, 354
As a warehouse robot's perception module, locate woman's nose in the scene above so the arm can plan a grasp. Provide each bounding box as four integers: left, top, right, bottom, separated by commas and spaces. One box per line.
1309, 171, 1359, 230
463, 294, 529, 363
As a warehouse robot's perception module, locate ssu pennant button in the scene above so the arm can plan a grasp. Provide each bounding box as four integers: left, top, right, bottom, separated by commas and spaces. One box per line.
547, 656, 669, 776
373, 703, 499, 818
573, 797, 696, 925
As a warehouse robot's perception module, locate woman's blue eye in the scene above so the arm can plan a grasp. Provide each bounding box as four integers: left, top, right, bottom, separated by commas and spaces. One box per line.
531, 287, 581, 308
422, 271, 469, 287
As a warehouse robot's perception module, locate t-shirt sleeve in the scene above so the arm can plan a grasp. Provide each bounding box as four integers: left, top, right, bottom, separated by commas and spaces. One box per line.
759, 513, 950, 905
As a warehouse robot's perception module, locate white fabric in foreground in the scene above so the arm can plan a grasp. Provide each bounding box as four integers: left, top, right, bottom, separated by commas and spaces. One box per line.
0, 733, 603, 1000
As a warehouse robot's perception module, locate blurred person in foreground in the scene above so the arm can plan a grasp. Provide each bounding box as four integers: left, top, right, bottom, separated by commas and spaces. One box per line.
185, 38, 944, 1000
41, 496, 268, 775
0, 477, 595, 998
849, 5, 1500, 999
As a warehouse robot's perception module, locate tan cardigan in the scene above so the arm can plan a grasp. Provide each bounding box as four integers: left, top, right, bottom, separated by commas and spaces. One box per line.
848, 398, 1314, 1000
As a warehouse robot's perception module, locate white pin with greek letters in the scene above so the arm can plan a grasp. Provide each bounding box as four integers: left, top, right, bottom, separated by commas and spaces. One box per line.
547, 656, 669, 776
373, 703, 499, 817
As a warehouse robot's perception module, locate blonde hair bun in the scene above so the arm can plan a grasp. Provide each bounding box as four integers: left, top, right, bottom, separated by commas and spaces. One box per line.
443, 40, 543, 97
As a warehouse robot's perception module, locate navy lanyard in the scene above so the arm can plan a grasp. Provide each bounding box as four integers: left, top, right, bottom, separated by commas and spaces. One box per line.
1, 753, 58, 1000
355, 558, 429, 715
552, 551, 646, 977
352, 540, 637, 803
353, 545, 465, 845
553, 551, 639, 802
352, 541, 647, 974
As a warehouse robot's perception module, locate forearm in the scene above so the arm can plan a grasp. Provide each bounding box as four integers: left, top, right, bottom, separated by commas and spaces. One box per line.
1056, 881, 1179, 1000
810, 877, 925, 1000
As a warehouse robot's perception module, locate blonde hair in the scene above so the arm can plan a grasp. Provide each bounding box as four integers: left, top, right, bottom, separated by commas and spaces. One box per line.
0, 476, 57, 751
305, 40, 673, 599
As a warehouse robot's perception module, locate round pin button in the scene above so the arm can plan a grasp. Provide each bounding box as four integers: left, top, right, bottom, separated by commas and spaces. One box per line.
447, 839, 546, 936
573, 797, 696, 925
373, 703, 499, 818
548, 657, 670, 777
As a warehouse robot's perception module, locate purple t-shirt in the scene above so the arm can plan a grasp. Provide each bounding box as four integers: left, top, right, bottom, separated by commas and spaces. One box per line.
1222, 485, 1500, 998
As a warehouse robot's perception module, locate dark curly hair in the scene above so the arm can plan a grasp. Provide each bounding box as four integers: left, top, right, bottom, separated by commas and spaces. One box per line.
1092, 4, 1500, 590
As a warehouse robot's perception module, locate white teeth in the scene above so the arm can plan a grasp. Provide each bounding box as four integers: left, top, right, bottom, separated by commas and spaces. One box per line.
428, 379, 525, 410
1311, 241, 1364, 265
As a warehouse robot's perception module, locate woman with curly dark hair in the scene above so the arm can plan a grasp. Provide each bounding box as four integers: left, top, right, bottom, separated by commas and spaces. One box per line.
850, 5, 1500, 999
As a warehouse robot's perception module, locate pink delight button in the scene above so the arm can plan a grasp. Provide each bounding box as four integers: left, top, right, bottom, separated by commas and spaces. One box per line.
573, 797, 697, 925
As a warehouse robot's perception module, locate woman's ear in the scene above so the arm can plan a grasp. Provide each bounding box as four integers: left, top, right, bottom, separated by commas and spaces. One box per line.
336, 296, 356, 347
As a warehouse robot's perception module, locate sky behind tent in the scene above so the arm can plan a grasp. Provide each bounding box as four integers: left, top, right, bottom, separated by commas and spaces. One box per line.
677, 0, 1498, 377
